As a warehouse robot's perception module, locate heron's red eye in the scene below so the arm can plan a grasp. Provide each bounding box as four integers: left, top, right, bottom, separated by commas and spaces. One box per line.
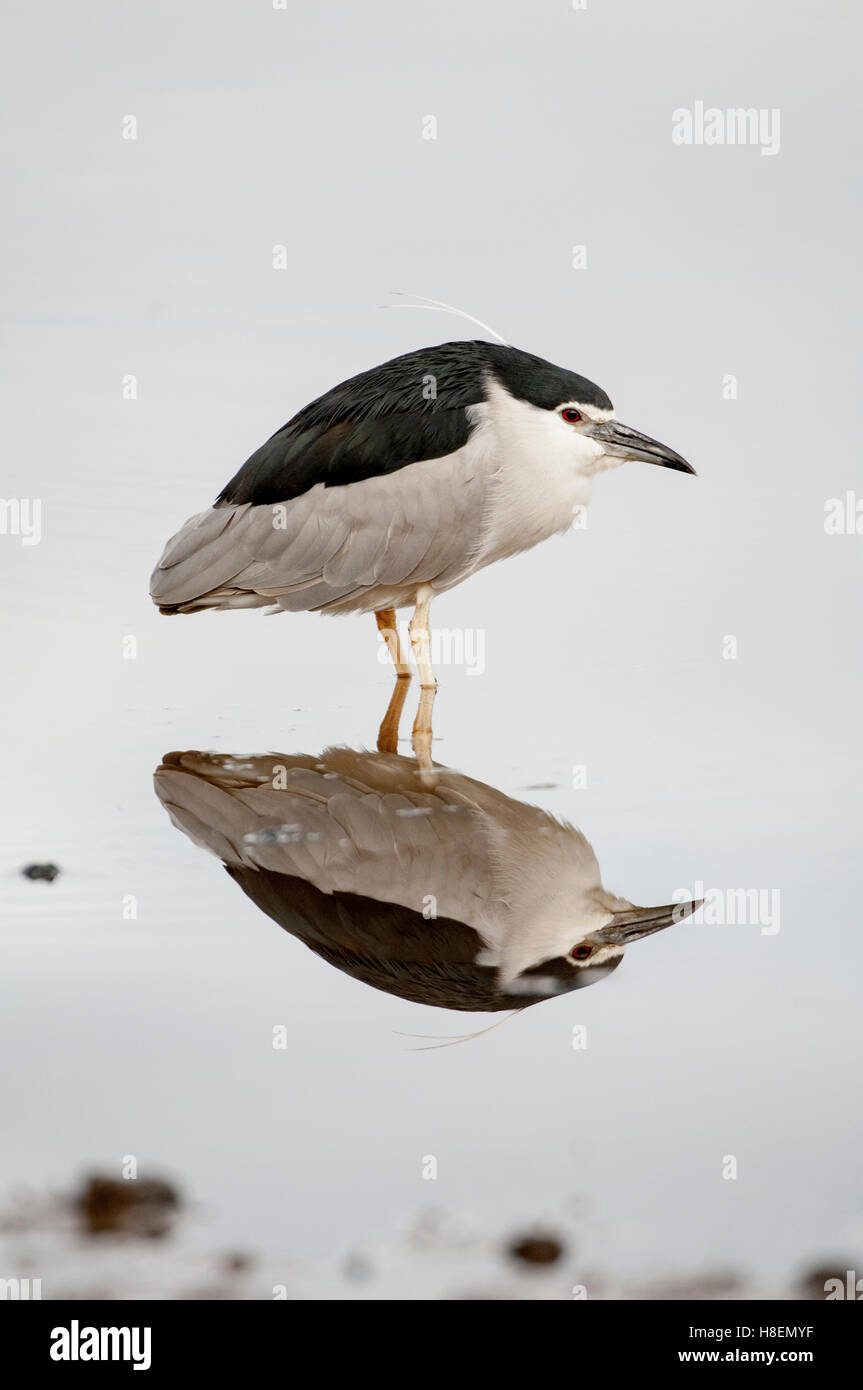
561, 408, 582, 424
571, 944, 593, 961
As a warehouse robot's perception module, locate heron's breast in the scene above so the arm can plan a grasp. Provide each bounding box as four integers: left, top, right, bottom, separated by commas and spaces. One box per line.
478, 453, 593, 566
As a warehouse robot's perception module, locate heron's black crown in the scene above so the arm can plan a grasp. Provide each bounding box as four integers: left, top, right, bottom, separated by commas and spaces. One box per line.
217, 341, 612, 507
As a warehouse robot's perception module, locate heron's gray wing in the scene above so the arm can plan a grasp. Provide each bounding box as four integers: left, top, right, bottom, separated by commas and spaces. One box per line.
149, 430, 495, 612
150, 345, 497, 610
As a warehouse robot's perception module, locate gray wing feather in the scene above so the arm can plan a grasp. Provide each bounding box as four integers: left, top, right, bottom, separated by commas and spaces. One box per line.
157, 506, 235, 567
150, 436, 493, 612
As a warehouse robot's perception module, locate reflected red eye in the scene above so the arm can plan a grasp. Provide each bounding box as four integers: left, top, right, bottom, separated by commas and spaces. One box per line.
561, 408, 582, 424
571, 944, 593, 961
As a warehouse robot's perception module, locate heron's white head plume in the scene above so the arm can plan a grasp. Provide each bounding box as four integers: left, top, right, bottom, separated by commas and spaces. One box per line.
382, 291, 511, 345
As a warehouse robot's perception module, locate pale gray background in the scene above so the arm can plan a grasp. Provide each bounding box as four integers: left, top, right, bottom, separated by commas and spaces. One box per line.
1, 0, 861, 1294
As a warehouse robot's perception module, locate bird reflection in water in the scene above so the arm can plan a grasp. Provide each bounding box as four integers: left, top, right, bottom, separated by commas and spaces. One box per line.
154, 689, 700, 1017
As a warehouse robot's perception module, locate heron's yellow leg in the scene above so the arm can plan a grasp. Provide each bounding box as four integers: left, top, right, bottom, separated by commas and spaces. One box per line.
377, 674, 412, 753
408, 590, 436, 689
375, 607, 410, 678
412, 685, 437, 781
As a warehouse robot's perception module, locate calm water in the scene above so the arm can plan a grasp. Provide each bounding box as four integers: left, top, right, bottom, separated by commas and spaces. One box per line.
2, 0, 861, 1296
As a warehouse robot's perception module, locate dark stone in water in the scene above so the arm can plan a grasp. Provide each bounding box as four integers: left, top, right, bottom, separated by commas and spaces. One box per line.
507, 1233, 565, 1266
21, 863, 61, 882
77, 1175, 181, 1239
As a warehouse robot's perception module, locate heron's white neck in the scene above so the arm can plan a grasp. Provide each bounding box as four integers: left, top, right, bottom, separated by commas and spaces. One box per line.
474, 379, 601, 566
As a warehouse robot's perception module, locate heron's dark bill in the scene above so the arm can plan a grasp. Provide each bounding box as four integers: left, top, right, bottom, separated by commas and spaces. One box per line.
588, 420, 696, 475
599, 899, 702, 945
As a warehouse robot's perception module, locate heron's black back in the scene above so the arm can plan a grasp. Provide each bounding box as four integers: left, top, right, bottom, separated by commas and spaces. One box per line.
216, 340, 611, 507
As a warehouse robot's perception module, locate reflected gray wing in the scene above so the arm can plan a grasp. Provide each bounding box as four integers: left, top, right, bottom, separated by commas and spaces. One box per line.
154, 749, 497, 928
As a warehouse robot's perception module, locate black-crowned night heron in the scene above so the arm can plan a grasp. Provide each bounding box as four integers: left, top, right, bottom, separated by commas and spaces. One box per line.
149, 338, 695, 687
154, 744, 700, 1014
